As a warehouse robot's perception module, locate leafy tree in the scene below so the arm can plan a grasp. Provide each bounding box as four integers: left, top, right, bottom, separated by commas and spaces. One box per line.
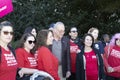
0, 0, 120, 40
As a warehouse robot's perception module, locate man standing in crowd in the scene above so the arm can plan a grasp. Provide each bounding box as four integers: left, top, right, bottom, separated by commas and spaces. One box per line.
52, 22, 71, 80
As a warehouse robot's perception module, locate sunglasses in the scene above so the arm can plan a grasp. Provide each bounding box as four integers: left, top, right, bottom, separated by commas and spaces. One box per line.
3, 31, 14, 35
28, 40, 36, 44
71, 31, 77, 33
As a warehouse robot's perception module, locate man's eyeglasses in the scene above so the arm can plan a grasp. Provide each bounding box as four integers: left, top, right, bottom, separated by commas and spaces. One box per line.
28, 40, 36, 44
3, 31, 14, 35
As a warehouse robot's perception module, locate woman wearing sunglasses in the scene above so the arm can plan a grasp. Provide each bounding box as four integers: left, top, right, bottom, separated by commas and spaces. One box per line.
0, 21, 18, 80
35, 30, 60, 80
15, 33, 54, 80
15, 33, 38, 80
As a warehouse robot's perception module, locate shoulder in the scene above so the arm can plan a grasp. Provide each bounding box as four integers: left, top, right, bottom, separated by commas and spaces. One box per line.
15, 48, 24, 52
38, 46, 49, 51
38, 46, 50, 54
62, 36, 69, 41
104, 45, 114, 50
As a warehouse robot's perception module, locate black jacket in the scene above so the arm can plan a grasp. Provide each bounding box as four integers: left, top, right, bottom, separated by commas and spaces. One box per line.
61, 36, 71, 77
76, 46, 105, 80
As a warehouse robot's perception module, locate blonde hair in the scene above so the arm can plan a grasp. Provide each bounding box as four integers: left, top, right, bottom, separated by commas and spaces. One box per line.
88, 27, 99, 34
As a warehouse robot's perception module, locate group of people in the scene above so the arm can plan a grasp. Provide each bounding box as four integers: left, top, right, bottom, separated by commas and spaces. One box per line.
0, 20, 120, 80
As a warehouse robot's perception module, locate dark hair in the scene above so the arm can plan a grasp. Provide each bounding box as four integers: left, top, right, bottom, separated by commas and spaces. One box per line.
49, 23, 55, 28
0, 21, 13, 62
82, 34, 94, 47
35, 29, 51, 50
24, 26, 36, 34
16, 33, 36, 54
0, 21, 13, 30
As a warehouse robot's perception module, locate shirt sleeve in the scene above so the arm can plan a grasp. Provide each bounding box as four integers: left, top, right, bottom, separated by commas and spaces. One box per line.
114, 66, 120, 72
103, 46, 110, 68
15, 49, 25, 67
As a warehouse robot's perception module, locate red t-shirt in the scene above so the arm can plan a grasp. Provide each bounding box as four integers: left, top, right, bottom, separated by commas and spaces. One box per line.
37, 46, 60, 80
84, 50, 98, 80
106, 46, 120, 77
0, 47, 18, 80
16, 48, 37, 69
70, 40, 79, 73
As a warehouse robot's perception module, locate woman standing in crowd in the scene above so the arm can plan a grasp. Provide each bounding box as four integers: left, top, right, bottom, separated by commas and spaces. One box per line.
13, 26, 37, 49
0, 21, 18, 80
88, 27, 104, 56
67, 27, 81, 80
35, 30, 60, 80
76, 34, 105, 80
103, 33, 120, 80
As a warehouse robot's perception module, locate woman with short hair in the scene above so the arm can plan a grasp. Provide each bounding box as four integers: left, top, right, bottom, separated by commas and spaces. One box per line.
0, 21, 18, 80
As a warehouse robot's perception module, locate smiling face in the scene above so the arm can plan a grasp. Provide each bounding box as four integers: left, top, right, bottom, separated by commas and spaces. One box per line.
0, 26, 13, 45
84, 35, 93, 47
90, 29, 99, 40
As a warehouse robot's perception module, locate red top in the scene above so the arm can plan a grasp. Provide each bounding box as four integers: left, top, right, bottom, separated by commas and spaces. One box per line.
84, 50, 98, 80
16, 48, 37, 69
37, 46, 60, 80
103, 45, 120, 77
70, 40, 79, 73
0, 47, 18, 80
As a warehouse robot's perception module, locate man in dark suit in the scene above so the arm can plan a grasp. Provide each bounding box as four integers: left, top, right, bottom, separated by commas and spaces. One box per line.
52, 22, 71, 80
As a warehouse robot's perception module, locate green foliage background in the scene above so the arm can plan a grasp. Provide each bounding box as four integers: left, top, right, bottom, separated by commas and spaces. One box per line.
0, 0, 120, 40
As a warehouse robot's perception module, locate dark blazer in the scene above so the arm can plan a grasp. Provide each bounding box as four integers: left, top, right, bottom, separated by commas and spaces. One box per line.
76, 46, 105, 80
61, 36, 71, 77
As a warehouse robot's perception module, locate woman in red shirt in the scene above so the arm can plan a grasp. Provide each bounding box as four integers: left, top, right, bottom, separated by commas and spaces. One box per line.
76, 34, 105, 80
103, 33, 120, 80
16, 33, 37, 69
16, 33, 54, 80
0, 21, 18, 80
35, 30, 60, 80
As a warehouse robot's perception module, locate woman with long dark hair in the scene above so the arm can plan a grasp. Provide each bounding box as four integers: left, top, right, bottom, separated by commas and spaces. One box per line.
36, 29, 60, 80
76, 34, 105, 80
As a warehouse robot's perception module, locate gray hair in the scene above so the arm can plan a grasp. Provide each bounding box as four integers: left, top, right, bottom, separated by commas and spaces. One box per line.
54, 21, 64, 29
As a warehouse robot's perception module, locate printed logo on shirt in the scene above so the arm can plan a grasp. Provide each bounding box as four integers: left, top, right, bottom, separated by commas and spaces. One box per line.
95, 44, 99, 49
92, 55, 96, 59
28, 57, 37, 67
111, 49, 120, 58
4, 52, 17, 66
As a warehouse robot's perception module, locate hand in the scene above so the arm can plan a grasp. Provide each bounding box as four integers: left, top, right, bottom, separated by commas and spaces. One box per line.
107, 67, 114, 73
66, 71, 71, 78
18, 69, 24, 77
77, 49, 81, 53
